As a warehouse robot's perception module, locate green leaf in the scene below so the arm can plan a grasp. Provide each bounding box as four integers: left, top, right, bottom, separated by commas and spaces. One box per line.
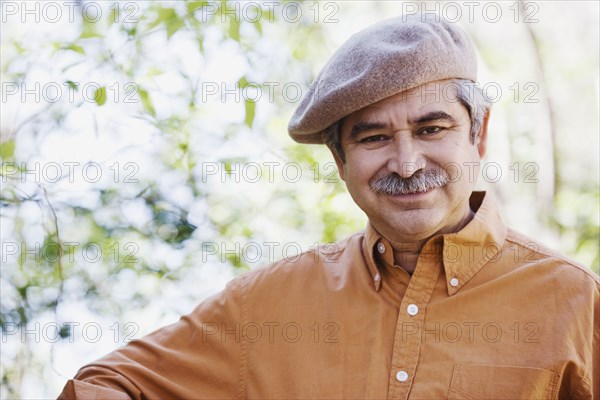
13, 41, 26, 54
138, 89, 156, 116
166, 16, 185, 39
146, 67, 164, 77
245, 99, 256, 128
149, 8, 173, 29
108, 7, 119, 26
94, 86, 107, 106
147, 7, 184, 39
65, 80, 78, 90
228, 17, 240, 41
42, 237, 61, 263
224, 160, 232, 174
126, 25, 137, 37
187, 1, 209, 15
238, 76, 249, 88
80, 20, 101, 38
262, 8, 275, 23
254, 19, 262, 35
63, 43, 85, 54
0, 140, 15, 160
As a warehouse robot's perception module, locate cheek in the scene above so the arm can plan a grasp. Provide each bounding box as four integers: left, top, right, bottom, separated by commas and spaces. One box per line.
341, 166, 374, 199
440, 144, 481, 172
347, 148, 388, 174
343, 168, 365, 192
345, 160, 379, 188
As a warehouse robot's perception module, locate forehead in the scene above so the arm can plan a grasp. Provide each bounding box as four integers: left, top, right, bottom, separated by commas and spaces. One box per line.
341, 80, 467, 128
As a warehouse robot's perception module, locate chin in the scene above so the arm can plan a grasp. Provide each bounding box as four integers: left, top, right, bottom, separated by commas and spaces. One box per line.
377, 212, 445, 239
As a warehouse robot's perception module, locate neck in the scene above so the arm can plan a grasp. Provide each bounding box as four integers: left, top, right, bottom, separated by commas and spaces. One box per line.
388, 208, 476, 274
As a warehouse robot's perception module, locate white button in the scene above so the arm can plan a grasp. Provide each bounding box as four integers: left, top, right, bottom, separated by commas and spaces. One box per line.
374, 272, 381, 282
396, 370, 409, 382
407, 304, 419, 316
450, 278, 459, 287
377, 242, 386, 254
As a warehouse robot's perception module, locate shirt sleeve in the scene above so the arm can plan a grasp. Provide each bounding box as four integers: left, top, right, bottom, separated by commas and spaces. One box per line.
591, 280, 599, 400
568, 277, 600, 400
580, 278, 600, 400
57, 277, 246, 399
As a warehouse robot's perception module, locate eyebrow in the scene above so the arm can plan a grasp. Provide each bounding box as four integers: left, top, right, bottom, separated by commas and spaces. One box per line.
347, 111, 458, 141
348, 122, 388, 140
410, 111, 457, 125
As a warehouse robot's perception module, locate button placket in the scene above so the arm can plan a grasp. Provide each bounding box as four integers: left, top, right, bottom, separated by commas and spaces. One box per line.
407, 304, 419, 316
387, 244, 441, 400
396, 370, 409, 382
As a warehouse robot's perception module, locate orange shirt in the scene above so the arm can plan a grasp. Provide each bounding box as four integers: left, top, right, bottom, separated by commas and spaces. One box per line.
59, 192, 599, 399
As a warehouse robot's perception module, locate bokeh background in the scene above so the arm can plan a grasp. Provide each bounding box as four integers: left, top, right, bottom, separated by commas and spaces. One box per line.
1, 1, 598, 397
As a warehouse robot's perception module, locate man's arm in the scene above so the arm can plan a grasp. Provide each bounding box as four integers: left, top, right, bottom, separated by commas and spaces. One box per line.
57, 277, 245, 399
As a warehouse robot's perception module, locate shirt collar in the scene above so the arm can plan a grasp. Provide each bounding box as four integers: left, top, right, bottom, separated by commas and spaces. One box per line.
363, 191, 507, 295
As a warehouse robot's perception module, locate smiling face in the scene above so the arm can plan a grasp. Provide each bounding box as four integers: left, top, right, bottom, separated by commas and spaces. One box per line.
332, 80, 489, 244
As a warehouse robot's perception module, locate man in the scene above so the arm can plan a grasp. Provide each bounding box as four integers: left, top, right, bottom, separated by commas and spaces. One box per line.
59, 14, 598, 399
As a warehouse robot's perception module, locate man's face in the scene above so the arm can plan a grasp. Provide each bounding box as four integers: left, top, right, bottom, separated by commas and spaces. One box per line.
333, 80, 489, 244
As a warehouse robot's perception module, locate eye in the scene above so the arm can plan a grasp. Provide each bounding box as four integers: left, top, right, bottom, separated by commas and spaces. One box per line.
419, 126, 444, 136
360, 134, 389, 143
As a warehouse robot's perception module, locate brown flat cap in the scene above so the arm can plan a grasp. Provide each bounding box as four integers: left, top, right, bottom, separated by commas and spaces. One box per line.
288, 14, 477, 144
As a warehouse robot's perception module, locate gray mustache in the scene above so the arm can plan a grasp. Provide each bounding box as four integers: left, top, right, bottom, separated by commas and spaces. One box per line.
370, 169, 450, 195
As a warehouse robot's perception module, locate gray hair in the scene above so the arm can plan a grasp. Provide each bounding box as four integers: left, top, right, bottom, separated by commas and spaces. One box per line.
370, 168, 450, 195
323, 79, 491, 163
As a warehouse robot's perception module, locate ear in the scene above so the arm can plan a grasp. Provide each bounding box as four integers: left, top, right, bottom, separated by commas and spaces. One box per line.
476, 109, 491, 158
328, 146, 346, 182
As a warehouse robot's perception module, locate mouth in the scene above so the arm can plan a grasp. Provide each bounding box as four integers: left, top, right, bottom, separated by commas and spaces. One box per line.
380, 186, 444, 206
389, 186, 436, 197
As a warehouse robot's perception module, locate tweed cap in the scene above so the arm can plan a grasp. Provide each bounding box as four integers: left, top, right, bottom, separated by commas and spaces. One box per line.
288, 14, 477, 144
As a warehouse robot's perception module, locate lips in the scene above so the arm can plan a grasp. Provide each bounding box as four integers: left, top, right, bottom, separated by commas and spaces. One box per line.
399, 187, 434, 195
390, 186, 435, 197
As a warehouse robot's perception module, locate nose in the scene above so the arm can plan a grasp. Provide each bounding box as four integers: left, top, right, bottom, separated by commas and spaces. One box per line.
386, 134, 425, 178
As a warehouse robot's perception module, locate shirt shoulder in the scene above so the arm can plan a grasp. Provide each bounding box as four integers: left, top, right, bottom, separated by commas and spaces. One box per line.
229, 230, 368, 298
504, 227, 600, 288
